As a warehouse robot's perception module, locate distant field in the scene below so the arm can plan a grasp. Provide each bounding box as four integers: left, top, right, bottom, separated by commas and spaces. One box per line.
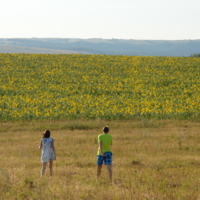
0, 120, 200, 199
0, 54, 200, 121
0, 44, 84, 54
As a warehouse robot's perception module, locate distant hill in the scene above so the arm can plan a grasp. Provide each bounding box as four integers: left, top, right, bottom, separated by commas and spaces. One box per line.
0, 38, 200, 56
0, 44, 85, 54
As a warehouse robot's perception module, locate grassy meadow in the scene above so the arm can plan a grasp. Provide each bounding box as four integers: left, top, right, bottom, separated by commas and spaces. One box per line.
0, 119, 200, 199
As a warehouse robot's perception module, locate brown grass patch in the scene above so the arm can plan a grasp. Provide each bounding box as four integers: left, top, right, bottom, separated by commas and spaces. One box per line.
0, 119, 200, 199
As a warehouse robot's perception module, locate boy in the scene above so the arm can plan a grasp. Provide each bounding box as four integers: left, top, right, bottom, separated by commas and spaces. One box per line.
96, 126, 112, 181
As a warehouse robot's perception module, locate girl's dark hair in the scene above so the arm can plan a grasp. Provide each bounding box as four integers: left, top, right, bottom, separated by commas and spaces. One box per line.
43, 130, 50, 138
103, 126, 109, 133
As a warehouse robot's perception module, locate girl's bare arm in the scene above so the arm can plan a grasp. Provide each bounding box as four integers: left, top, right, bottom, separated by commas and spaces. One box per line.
38, 139, 42, 149
52, 139, 56, 160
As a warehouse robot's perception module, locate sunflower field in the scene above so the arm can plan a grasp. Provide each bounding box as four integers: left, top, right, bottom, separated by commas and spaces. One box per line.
0, 54, 199, 121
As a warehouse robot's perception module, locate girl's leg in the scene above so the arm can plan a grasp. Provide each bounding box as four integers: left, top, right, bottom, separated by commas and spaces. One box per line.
49, 161, 53, 176
41, 162, 47, 176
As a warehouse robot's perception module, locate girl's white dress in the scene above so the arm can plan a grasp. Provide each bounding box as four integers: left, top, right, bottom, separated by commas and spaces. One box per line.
41, 137, 55, 163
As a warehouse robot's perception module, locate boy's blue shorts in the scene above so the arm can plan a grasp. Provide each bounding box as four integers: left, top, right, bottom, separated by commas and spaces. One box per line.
96, 152, 112, 166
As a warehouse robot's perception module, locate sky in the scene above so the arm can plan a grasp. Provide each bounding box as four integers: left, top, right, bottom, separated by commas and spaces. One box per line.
0, 0, 200, 40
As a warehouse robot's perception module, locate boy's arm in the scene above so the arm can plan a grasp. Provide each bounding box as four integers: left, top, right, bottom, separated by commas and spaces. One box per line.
99, 141, 106, 156
99, 141, 103, 154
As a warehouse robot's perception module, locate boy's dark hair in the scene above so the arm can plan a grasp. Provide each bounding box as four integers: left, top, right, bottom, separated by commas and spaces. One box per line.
43, 130, 50, 138
103, 126, 109, 133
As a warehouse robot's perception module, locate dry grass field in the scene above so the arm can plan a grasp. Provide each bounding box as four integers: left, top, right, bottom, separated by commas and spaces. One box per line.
0, 119, 200, 200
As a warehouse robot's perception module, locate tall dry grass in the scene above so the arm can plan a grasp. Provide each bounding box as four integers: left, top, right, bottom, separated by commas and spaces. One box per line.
0, 119, 200, 199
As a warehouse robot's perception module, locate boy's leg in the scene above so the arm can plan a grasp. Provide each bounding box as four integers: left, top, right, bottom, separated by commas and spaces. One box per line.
104, 152, 112, 181
49, 161, 53, 176
96, 155, 103, 179
97, 165, 102, 179
107, 165, 112, 181
41, 162, 47, 176
97, 155, 103, 179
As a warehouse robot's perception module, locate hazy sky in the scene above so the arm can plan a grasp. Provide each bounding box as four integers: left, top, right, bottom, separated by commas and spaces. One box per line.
1, 0, 200, 40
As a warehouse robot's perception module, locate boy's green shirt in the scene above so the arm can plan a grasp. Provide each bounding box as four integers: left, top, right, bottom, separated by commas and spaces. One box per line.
97, 134, 112, 155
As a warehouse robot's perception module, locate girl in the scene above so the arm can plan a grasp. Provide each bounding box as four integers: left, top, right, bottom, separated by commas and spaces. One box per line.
39, 130, 56, 176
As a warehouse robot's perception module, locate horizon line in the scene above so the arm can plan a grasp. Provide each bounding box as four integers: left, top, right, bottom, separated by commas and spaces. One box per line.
0, 37, 200, 41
